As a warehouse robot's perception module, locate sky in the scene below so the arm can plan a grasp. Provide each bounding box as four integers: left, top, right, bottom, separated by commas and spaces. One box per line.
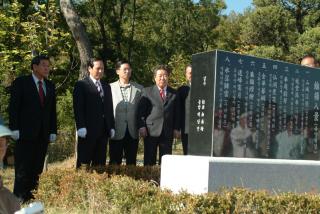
223, 0, 253, 14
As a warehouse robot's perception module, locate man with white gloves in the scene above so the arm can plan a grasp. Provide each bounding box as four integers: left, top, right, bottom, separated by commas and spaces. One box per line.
73, 57, 115, 168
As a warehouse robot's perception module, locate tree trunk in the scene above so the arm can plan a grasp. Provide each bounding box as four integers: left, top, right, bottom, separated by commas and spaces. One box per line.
295, 1, 304, 34
128, 0, 136, 62
60, 0, 93, 80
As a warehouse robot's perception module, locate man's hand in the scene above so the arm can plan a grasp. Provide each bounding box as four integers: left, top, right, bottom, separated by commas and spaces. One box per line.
139, 127, 148, 138
77, 128, 87, 138
49, 134, 57, 143
109, 129, 115, 139
11, 130, 19, 141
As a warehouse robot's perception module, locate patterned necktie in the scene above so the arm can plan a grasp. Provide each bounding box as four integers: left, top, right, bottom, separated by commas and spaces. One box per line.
38, 80, 45, 106
160, 89, 165, 102
95, 81, 104, 98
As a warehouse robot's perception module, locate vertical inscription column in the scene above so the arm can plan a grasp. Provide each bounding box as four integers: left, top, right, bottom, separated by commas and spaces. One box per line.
189, 51, 216, 156
313, 81, 320, 156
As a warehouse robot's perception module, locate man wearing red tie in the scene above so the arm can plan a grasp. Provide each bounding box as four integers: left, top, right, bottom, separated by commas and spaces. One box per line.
137, 65, 180, 165
9, 55, 57, 202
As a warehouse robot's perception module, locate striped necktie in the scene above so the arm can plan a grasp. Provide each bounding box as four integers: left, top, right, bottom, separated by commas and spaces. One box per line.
95, 81, 104, 98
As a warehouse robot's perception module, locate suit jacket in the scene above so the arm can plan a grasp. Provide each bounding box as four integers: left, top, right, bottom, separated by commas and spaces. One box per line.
9, 75, 57, 141
110, 81, 143, 140
73, 77, 115, 139
137, 85, 179, 139
177, 85, 190, 134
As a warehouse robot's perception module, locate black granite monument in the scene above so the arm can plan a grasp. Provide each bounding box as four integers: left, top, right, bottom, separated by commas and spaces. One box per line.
189, 50, 320, 160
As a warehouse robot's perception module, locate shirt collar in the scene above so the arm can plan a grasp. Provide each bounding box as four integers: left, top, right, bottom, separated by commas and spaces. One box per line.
118, 80, 131, 88
157, 86, 167, 92
89, 75, 100, 84
32, 73, 44, 84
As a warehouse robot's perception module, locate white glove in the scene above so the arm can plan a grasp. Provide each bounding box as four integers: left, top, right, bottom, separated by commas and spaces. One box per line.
12, 130, 20, 141
49, 134, 57, 143
77, 128, 87, 138
109, 129, 115, 139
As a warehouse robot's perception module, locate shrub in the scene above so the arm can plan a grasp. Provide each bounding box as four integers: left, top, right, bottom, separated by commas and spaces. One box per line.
36, 168, 320, 213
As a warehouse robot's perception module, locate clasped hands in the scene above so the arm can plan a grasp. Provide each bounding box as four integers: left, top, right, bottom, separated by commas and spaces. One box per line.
77, 128, 115, 139
11, 130, 57, 143
138, 127, 181, 139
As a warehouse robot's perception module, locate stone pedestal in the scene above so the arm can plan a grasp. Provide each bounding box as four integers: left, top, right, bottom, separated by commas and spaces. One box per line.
160, 155, 320, 194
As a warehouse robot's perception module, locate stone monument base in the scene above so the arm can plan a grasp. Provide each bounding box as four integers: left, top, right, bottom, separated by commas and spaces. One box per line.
160, 155, 320, 194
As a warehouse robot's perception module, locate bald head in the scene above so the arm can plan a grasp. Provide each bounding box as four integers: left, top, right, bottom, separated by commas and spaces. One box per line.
300, 55, 318, 68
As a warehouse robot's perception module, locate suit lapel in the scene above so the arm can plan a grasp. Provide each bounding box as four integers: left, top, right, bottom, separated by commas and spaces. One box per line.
43, 79, 52, 107
28, 75, 43, 107
164, 87, 173, 105
101, 81, 108, 101
86, 77, 96, 89
114, 82, 123, 102
130, 82, 137, 103
152, 85, 163, 105
86, 77, 101, 96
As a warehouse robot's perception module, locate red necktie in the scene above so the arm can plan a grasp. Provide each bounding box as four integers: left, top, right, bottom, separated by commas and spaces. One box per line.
38, 80, 45, 106
160, 89, 165, 102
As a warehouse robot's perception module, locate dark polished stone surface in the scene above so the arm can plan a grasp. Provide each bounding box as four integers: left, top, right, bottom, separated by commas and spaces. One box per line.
189, 50, 320, 160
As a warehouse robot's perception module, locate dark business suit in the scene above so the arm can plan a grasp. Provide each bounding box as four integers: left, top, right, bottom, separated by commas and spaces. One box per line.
9, 75, 57, 202
73, 77, 115, 168
137, 85, 179, 165
177, 85, 190, 155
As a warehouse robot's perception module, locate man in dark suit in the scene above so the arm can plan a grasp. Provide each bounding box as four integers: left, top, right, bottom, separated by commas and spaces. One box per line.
177, 64, 192, 155
9, 55, 57, 202
73, 58, 115, 169
137, 64, 180, 166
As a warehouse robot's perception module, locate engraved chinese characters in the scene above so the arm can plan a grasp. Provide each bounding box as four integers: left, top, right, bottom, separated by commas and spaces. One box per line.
189, 50, 320, 160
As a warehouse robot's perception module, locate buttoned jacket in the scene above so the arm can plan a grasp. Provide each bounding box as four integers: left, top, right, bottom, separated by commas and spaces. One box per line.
110, 81, 143, 140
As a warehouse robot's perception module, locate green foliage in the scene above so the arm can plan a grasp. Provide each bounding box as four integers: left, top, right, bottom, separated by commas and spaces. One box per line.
289, 27, 320, 63
240, 5, 297, 53
57, 89, 74, 131
168, 54, 190, 89
0, 85, 9, 122
46, 89, 76, 162
247, 45, 284, 60
0, 1, 28, 84
36, 168, 320, 213
0, 0, 73, 84
214, 13, 244, 52
75, 0, 225, 86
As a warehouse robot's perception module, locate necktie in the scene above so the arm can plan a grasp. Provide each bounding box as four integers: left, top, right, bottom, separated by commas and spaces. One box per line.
160, 89, 165, 102
95, 81, 104, 98
38, 80, 45, 106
